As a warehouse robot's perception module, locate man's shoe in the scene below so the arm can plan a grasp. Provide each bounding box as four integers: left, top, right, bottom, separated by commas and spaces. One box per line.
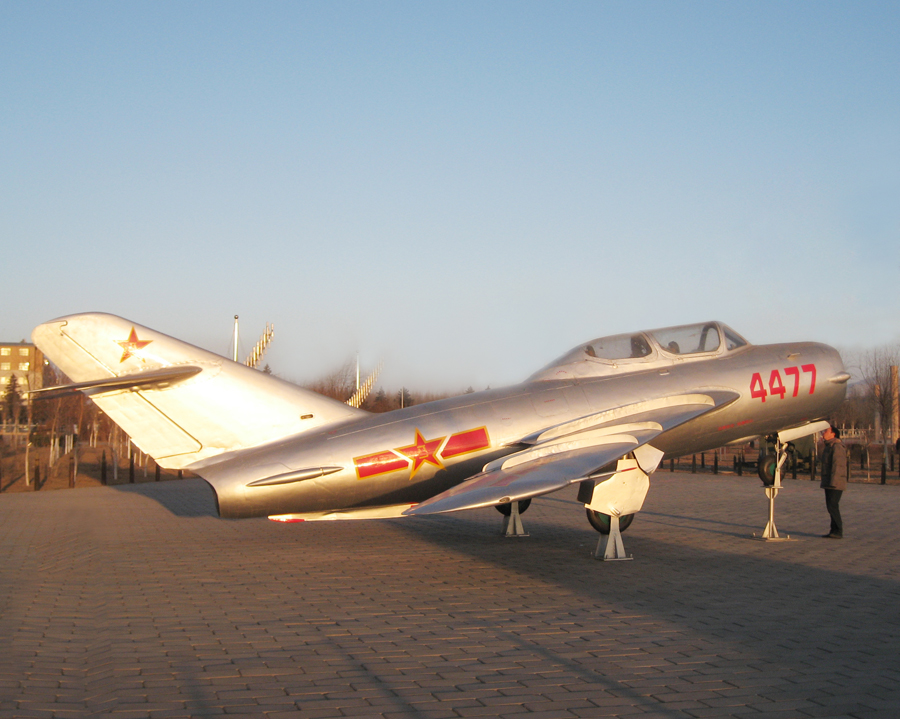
822, 533, 842, 539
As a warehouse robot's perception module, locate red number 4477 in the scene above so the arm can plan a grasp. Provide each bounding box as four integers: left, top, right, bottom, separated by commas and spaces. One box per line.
750, 365, 816, 402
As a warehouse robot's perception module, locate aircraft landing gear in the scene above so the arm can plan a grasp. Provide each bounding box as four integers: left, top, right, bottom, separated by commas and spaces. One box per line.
753, 436, 795, 541
580, 454, 652, 561
496, 499, 531, 537
586, 509, 634, 534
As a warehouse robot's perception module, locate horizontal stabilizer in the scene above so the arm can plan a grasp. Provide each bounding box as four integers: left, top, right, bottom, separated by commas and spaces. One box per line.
30, 366, 203, 398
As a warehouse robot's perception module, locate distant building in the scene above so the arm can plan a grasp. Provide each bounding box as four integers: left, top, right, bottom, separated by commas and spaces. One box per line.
0, 341, 45, 396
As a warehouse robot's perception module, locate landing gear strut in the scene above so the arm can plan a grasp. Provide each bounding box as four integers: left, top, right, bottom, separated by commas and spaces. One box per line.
753, 436, 795, 541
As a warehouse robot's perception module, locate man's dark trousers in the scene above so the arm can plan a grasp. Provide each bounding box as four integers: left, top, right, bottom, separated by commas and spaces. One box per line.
825, 488, 843, 536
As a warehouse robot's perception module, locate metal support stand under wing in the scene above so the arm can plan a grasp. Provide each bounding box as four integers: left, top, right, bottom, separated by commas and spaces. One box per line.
596, 514, 630, 561
501, 502, 528, 537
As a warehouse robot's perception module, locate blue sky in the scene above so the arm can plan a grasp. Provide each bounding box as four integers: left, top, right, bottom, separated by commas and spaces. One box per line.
2, 2, 898, 391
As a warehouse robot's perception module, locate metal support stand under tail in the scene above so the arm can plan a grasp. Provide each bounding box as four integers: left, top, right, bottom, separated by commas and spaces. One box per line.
753, 436, 795, 542
502, 501, 528, 537
594, 514, 632, 561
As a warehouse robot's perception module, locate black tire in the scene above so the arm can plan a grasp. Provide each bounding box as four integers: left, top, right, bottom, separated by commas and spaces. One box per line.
586, 509, 634, 534
758, 453, 776, 486
495, 499, 531, 516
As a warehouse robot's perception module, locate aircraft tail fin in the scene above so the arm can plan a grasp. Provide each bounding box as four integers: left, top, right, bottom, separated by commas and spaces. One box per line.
32, 313, 365, 469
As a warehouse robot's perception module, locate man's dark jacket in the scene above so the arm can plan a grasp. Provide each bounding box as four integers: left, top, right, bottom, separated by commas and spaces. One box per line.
820, 438, 848, 490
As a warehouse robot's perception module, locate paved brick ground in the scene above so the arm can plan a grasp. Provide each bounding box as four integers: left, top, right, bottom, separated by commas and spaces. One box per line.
0, 473, 898, 718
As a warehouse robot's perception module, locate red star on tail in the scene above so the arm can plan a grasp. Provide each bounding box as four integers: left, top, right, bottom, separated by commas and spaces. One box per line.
116, 327, 153, 363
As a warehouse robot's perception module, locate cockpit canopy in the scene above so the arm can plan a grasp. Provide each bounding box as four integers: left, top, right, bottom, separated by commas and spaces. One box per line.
528, 321, 749, 381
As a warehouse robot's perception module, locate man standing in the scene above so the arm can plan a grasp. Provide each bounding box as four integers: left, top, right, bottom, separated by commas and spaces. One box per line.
820, 425, 848, 538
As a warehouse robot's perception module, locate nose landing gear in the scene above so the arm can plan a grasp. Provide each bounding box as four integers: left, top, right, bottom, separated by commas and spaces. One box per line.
753, 435, 795, 541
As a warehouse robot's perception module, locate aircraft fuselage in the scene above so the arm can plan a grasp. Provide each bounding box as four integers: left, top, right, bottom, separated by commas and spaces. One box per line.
203, 340, 845, 518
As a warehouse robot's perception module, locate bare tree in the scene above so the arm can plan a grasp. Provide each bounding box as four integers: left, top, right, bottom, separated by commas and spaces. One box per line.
27, 366, 88, 465
304, 359, 356, 403
860, 344, 900, 464
829, 381, 872, 433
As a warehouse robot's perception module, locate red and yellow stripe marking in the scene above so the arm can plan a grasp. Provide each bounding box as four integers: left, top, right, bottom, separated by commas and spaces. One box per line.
441, 426, 490, 459
353, 426, 492, 480
354, 449, 409, 479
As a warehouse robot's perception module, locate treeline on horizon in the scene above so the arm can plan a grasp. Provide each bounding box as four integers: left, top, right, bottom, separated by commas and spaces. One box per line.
0, 359, 475, 449
299, 358, 471, 413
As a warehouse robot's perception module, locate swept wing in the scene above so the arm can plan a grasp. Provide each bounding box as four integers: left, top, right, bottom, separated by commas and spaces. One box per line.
405, 390, 738, 515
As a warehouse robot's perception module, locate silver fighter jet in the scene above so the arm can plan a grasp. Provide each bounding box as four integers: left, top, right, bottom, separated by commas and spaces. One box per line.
32, 314, 849, 554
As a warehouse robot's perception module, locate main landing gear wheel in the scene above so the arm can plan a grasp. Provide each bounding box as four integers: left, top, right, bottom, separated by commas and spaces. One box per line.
586, 509, 634, 534
495, 499, 531, 516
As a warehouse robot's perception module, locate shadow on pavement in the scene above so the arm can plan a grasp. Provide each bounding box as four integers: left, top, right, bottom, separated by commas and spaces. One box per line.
388, 502, 900, 716
109, 478, 219, 517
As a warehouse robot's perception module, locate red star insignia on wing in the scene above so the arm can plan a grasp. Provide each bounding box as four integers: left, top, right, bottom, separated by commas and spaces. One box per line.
116, 327, 153, 363
396, 430, 445, 480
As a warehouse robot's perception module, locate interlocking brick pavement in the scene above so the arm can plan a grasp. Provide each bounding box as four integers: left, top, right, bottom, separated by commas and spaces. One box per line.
0, 473, 898, 718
